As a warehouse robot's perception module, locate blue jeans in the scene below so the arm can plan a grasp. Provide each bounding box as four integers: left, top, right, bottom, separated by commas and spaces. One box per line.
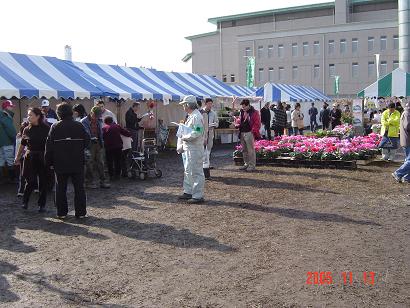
395, 147, 410, 180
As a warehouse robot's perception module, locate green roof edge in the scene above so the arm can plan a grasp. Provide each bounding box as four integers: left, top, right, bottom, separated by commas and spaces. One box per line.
207, 0, 396, 25
185, 31, 219, 41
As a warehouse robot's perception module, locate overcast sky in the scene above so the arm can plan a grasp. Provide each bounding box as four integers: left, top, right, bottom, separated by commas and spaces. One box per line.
1, 0, 325, 72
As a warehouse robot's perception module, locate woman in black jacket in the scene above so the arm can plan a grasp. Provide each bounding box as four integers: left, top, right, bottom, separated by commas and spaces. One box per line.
15, 107, 50, 212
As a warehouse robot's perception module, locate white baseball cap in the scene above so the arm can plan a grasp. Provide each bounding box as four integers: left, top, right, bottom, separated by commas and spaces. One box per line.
41, 99, 50, 107
179, 95, 197, 106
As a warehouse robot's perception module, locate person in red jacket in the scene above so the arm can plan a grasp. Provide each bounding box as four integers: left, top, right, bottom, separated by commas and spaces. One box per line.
235, 99, 261, 172
102, 117, 131, 180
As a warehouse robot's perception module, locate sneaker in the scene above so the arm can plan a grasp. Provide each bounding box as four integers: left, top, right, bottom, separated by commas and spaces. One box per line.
34, 189, 39, 193
75, 215, 87, 219
56, 215, 67, 219
178, 193, 192, 200
100, 183, 111, 189
17, 192, 23, 197
239, 165, 248, 171
187, 198, 205, 204
392, 172, 402, 183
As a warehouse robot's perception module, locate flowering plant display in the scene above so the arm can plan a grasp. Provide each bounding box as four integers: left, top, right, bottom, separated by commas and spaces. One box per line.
233, 133, 381, 161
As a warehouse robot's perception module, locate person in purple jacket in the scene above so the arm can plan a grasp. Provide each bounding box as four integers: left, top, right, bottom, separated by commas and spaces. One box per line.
102, 117, 131, 180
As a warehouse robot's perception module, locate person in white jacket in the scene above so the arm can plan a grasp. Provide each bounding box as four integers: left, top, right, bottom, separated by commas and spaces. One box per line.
178, 96, 205, 203
202, 98, 219, 179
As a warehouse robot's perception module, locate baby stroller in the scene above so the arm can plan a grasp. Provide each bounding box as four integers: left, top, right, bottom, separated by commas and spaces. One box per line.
129, 138, 162, 180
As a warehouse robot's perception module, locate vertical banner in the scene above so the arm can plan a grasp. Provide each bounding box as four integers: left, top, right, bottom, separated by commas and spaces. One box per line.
352, 99, 364, 127
375, 53, 380, 79
246, 56, 255, 88
334, 75, 340, 95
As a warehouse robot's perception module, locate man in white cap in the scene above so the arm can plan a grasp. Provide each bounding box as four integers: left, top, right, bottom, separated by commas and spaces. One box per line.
41, 99, 58, 121
178, 95, 205, 203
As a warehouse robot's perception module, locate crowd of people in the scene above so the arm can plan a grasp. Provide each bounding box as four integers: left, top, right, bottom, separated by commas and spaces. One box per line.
0, 99, 153, 218
259, 101, 344, 140
1, 95, 410, 216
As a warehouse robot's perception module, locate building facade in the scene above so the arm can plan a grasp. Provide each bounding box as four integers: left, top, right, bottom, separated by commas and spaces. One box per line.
186, 0, 399, 97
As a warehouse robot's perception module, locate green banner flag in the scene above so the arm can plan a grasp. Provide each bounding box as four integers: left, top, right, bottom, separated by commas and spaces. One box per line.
334, 75, 340, 95
246, 56, 255, 88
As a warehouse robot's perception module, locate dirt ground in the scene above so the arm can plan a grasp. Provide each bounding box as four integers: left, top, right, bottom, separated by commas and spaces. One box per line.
1, 146, 409, 307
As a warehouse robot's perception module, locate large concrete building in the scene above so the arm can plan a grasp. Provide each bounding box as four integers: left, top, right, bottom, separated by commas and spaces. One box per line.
186, 0, 399, 97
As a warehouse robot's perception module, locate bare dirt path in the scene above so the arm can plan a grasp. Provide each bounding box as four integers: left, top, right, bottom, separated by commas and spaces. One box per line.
1, 148, 409, 307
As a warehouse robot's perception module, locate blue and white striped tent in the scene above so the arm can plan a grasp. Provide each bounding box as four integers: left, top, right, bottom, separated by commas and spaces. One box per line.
152, 71, 246, 99
256, 83, 330, 102
0, 52, 104, 99
0, 51, 254, 101
230, 85, 258, 97
70, 62, 192, 102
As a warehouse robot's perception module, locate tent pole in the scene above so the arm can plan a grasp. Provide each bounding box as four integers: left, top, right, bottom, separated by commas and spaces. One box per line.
18, 99, 22, 125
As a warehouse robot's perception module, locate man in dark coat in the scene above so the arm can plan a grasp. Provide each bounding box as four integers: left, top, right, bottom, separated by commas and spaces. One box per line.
45, 103, 90, 219
320, 103, 331, 130
125, 102, 143, 152
308, 102, 319, 132
260, 101, 271, 140
330, 103, 342, 129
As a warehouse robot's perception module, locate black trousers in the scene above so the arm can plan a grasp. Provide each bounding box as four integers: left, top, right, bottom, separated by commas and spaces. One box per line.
264, 123, 271, 140
22, 155, 48, 208
106, 148, 122, 178
55, 172, 86, 217
121, 149, 130, 177
275, 126, 285, 137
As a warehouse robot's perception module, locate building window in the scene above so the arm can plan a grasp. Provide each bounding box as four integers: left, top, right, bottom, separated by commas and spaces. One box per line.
380, 36, 387, 51
303, 42, 309, 56
292, 43, 298, 57
393, 35, 399, 50
279, 67, 284, 80
222, 74, 227, 82
380, 61, 387, 76
328, 40, 335, 54
268, 68, 274, 81
352, 62, 359, 78
278, 44, 284, 58
329, 64, 335, 78
313, 41, 320, 56
393, 60, 399, 70
340, 39, 346, 54
268, 45, 273, 58
258, 46, 263, 59
352, 38, 358, 53
368, 37, 374, 52
258, 68, 264, 83
230, 74, 235, 83
245, 47, 252, 57
313, 65, 320, 79
292, 66, 298, 79
368, 61, 375, 77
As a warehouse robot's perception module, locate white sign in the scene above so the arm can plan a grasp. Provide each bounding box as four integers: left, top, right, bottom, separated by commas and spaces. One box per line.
352, 99, 363, 127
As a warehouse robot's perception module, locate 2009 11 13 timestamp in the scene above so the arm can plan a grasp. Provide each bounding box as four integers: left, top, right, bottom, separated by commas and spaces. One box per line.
306, 271, 376, 285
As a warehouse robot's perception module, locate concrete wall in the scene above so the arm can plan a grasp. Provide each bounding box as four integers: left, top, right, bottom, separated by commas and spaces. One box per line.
189, 0, 399, 97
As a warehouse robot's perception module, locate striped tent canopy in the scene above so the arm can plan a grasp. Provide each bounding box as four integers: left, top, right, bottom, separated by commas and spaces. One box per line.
153, 71, 246, 99
0, 51, 253, 101
70, 62, 191, 102
357, 68, 410, 98
256, 82, 330, 102
230, 85, 258, 97
0, 52, 103, 99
